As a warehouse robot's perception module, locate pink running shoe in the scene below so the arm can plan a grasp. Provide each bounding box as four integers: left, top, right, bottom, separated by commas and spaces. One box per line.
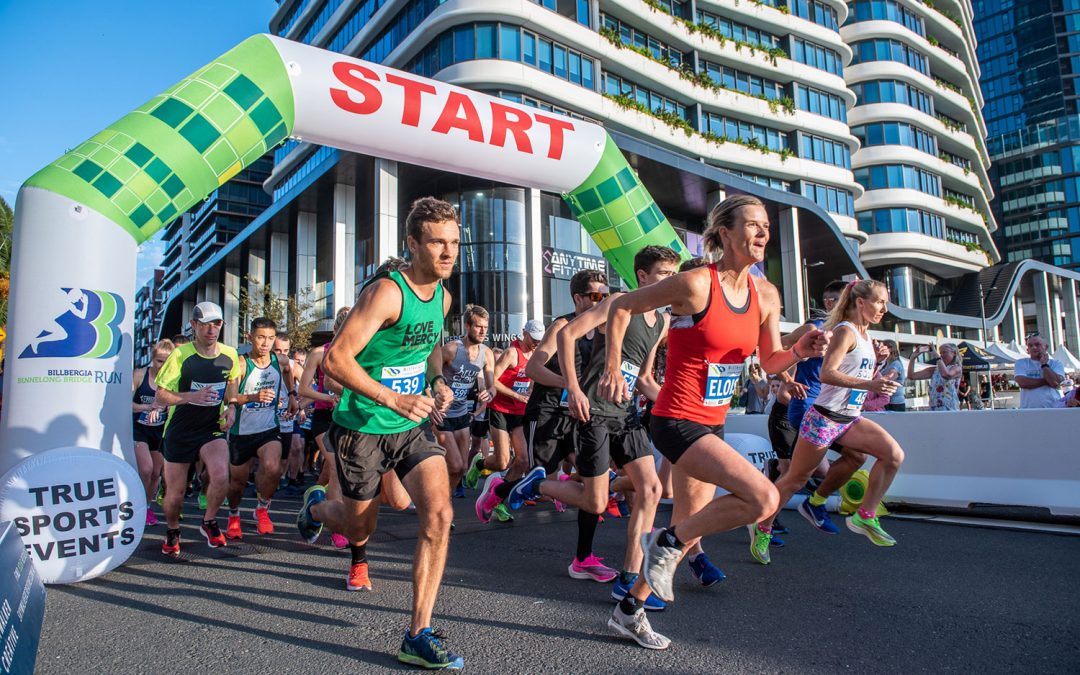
475, 473, 505, 524
146, 509, 160, 527
330, 532, 348, 549
568, 554, 617, 582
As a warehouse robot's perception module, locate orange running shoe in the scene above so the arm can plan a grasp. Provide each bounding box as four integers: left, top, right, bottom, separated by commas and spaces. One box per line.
605, 496, 621, 518
162, 528, 180, 558
202, 519, 227, 548
226, 514, 243, 540
347, 562, 372, 591
254, 507, 274, 535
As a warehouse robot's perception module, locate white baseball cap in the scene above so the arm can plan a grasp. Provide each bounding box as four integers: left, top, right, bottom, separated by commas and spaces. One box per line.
192, 301, 223, 323
523, 320, 545, 340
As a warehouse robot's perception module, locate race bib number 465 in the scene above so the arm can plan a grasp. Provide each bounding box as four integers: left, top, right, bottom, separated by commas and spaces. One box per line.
381, 363, 425, 396
704, 363, 741, 407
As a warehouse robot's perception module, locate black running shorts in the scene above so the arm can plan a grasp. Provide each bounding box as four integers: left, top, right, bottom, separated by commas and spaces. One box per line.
327, 421, 445, 501
134, 423, 164, 453
576, 414, 653, 477
162, 428, 226, 465
311, 408, 334, 438
436, 414, 471, 433
229, 428, 282, 466
767, 402, 797, 460
489, 409, 524, 433
525, 412, 576, 474
470, 417, 489, 438
649, 414, 724, 464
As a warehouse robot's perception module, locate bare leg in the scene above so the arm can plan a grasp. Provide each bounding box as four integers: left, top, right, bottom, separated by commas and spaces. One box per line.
401, 456, 454, 635
621, 457, 662, 574
199, 440, 231, 521
255, 441, 283, 499
162, 461, 190, 528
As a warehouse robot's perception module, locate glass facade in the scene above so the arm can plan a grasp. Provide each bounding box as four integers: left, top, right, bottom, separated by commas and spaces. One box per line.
852, 122, 938, 155
855, 164, 942, 197
975, 0, 1080, 270
848, 0, 924, 35
858, 207, 945, 239
849, 39, 929, 75
792, 37, 843, 75
849, 80, 934, 116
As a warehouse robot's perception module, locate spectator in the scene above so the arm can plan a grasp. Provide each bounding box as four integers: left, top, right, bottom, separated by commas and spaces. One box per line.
1014, 335, 1066, 409
762, 376, 782, 417
743, 362, 769, 414
879, 340, 906, 411
957, 379, 983, 410
907, 342, 963, 411
1058, 382, 1079, 408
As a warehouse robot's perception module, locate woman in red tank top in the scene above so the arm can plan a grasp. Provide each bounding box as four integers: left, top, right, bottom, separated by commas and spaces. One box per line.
599, 195, 831, 646
481, 331, 540, 478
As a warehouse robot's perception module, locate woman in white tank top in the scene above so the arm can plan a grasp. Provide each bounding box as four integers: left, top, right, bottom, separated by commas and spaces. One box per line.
750, 279, 907, 562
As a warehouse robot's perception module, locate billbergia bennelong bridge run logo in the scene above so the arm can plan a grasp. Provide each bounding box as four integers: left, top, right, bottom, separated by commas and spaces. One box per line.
19, 288, 125, 360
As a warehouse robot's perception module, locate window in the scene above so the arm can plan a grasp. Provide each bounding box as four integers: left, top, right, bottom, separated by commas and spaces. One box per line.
792, 38, 843, 75
700, 60, 785, 100
802, 181, 855, 216
790, 0, 840, 31
857, 208, 946, 239
849, 39, 930, 75
701, 112, 788, 152
855, 164, 942, 197
852, 123, 938, 155
799, 133, 851, 168
601, 14, 685, 67
794, 83, 847, 121
850, 80, 934, 115
847, 0, 925, 36
604, 74, 691, 120
695, 8, 783, 49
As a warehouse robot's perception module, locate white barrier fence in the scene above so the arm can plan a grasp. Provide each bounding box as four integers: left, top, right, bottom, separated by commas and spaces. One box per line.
725, 409, 1080, 516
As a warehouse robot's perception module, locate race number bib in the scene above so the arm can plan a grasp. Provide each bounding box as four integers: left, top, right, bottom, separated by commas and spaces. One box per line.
560, 388, 569, 408
846, 389, 869, 413
381, 363, 425, 396
704, 363, 741, 407
512, 379, 530, 395
190, 381, 226, 407
621, 361, 641, 394
245, 386, 276, 410
451, 380, 472, 402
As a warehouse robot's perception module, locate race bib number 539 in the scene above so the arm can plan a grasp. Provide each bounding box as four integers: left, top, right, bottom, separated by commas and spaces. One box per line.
381, 363, 425, 396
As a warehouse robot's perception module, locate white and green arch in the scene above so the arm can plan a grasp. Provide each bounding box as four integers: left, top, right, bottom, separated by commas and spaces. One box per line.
0, 35, 686, 583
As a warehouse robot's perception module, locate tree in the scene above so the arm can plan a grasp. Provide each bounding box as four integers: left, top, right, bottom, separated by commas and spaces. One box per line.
235, 276, 321, 350
0, 196, 12, 327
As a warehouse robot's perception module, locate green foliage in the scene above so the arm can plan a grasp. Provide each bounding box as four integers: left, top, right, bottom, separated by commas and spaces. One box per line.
235, 276, 321, 350
0, 196, 12, 327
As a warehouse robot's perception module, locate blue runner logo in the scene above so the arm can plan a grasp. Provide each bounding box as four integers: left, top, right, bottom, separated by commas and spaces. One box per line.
18, 288, 125, 360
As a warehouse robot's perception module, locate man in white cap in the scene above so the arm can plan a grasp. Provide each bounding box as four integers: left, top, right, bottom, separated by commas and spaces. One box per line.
155, 301, 242, 557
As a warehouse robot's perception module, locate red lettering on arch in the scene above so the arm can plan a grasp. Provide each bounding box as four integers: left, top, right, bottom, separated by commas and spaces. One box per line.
489, 103, 534, 154
534, 114, 575, 160
385, 73, 437, 127
330, 62, 382, 115
431, 92, 485, 142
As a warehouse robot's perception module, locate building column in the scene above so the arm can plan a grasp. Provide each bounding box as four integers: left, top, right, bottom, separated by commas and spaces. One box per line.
374, 159, 400, 263
525, 188, 544, 321
589, 0, 601, 32
334, 183, 357, 310
247, 249, 266, 295
705, 188, 726, 218
1052, 289, 1064, 351
224, 267, 240, 347
1063, 279, 1080, 354
778, 207, 804, 324
1033, 271, 1056, 347
297, 211, 317, 304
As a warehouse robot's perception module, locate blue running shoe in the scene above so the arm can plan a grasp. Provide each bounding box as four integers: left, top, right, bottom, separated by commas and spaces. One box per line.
798, 497, 840, 534
506, 467, 546, 510
770, 535, 785, 548
397, 628, 463, 670
611, 574, 666, 611
772, 517, 790, 535
453, 485, 466, 499
296, 485, 326, 544
687, 553, 726, 587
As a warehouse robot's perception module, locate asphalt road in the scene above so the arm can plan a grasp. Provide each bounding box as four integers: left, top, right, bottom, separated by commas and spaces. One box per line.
36, 491, 1080, 674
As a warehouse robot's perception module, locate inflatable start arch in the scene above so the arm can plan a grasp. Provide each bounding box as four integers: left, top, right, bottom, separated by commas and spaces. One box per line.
0, 35, 687, 583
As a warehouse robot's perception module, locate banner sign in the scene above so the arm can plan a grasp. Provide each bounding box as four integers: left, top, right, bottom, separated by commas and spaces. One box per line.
0, 522, 46, 675
542, 247, 607, 280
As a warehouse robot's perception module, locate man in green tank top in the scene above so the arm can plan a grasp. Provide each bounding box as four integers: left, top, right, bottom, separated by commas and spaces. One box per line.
295, 197, 461, 671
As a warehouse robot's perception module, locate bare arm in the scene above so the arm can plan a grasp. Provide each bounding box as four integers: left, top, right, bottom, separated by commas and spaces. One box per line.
132, 368, 152, 412
1015, 375, 1049, 389
780, 322, 814, 350
525, 318, 569, 388
907, 349, 933, 381
757, 281, 827, 375
492, 348, 526, 401
481, 347, 496, 403
820, 327, 888, 392
298, 348, 338, 405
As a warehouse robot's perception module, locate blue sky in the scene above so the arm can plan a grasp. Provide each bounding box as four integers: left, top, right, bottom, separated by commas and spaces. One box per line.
0, 0, 277, 286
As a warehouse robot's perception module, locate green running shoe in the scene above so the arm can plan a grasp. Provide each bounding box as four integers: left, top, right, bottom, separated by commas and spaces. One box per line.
749, 524, 772, 565
155, 484, 165, 507
463, 453, 484, 490
198, 492, 207, 510
846, 513, 896, 546
493, 503, 514, 523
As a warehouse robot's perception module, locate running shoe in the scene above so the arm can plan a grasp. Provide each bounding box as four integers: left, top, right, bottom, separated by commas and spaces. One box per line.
397, 628, 464, 670
749, 524, 772, 564
463, 453, 484, 490
330, 532, 349, 549
772, 517, 789, 535
226, 514, 243, 540
162, 528, 180, 558
846, 513, 896, 546
254, 507, 274, 535
453, 485, 466, 499
687, 553, 726, 587
506, 467, 546, 510
145, 509, 160, 527
475, 473, 504, 524
798, 498, 839, 535
617, 500, 632, 518
492, 503, 514, 523
201, 520, 227, 548
605, 495, 622, 518
198, 492, 207, 510
608, 605, 671, 650
611, 574, 666, 611
568, 555, 617, 583
771, 535, 786, 548
297, 485, 327, 544
639, 529, 682, 603
347, 562, 372, 591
